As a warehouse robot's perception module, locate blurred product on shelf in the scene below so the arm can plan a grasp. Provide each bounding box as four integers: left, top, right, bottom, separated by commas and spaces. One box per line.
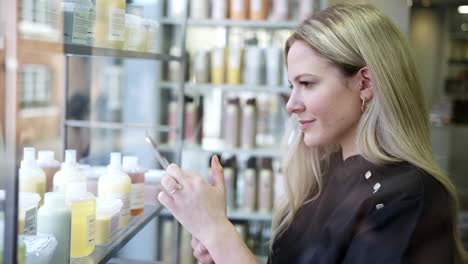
190, 0, 209, 19
123, 156, 146, 216
184, 96, 198, 144
193, 49, 211, 83
37, 192, 71, 264
98, 152, 131, 227
124, 14, 147, 52
144, 19, 158, 53
250, 0, 269, 20
19, 234, 57, 264
244, 46, 265, 85
230, 0, 249, 20
95, 196, 122, 245
18, 192, 41, 235
224, 97, 241, 148
167, 97, 178, 145
265, 46, 283, 86
161, 219, 174, 263
180, 228, 195, 264
227, 46, 244, 84
234, 223, 248, 241
66, 180, 96, 258
212, 0, 228, 20
167, 0, 187, 18
62, 0, 93, 45
299, 0, 319, 21
0, 192, 27, 263
94, 0, 126, 49
37, 150, 60, 193
241, 98, 257, 149
168, 46, 186, 81
19, 0, 61, 41
20, 65, 53, 109
223, 155, 238, 210
243, 157, 258, 212
258, 158, 273, 212
19, 148, 46, 206
86, 166, 106, 196
211, 47, 226, 84
143, 169, 165, 206
271, 0, 291, 21
53, 149, 85, 193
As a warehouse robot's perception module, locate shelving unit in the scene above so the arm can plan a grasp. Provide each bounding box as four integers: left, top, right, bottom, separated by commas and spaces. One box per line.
160, 208, 272, 222
64, 120, 177, 132
71, 205, 163, 264
64, 44, 182, 61
159, 18, 298, 29
161, 82, 290, 94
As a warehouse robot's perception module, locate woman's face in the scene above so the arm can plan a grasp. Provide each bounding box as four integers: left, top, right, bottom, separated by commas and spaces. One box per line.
286, 40, 363, 148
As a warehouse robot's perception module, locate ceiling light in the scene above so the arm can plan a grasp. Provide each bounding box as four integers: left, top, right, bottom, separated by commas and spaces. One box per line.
458, 5, 468, 14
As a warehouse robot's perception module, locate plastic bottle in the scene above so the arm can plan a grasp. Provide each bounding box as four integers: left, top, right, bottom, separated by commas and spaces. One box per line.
94, 0, 126, 49
184, 97, 198, 144
230, 0, 249, 20
98, 152, 132, 227
193, 49, 210, 83
227, 46, 243, 84
18, 192, 41, 235
299, 0, 318, 21
249, 0, 269, 20
211, 47, 226, 84
272, 0, 291, 21
95, 197, 122, 245
241, 98, 257, 149
53, 150, 85, 193
122, 156, 145, 216
0, 191, 26, 263
224, 98, 240, 148
223, 156, 237, 210
37, 151, 60, 193
244, 46, 265, 85
258, 158, 273, 212
62, 0, 93, 45
19, 148, 46, 206
243, 157, 257, 212
167, 99, 178, 145
265, 46, 282, 86
37, 192, 71, 264
212, 0, 228, 20
66, 181, 96, 258
190, 0, 209, 19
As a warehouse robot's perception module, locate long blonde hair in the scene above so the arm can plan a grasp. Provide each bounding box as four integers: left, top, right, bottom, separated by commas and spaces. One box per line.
272, 3, 467, 263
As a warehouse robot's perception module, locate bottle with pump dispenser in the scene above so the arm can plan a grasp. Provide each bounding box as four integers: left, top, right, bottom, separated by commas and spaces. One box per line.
122, 156, 145, 216
37, 192, 71, 264
66, 181, 96, 258
53, 149, 85, 193
98, 152, 132, 227
37, 150, 61, 192
19, 148, 46, 205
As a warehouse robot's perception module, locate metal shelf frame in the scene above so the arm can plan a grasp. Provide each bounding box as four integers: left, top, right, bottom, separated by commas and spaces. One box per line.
160, 208, 272, 222
64, 44, 182, 61
161, 82, 290, 94
159, 18, 298, 29
64, 120, 177, 132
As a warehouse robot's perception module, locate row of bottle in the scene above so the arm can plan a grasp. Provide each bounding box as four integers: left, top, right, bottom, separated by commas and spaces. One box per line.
168, 45, 288, 87
17, 148, 147, 261
168, 0, 321, 21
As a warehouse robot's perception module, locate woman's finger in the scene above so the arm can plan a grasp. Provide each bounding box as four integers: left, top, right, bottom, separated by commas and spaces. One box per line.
193, 250, 214, 264
191, 237, 199, 249
161, 175, 180, 195
211, 155, 225, 192
157, 191, 176, 211
167, 163, 188, 184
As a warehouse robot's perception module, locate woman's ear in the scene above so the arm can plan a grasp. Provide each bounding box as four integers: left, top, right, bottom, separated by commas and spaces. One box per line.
358, 66, 373, 101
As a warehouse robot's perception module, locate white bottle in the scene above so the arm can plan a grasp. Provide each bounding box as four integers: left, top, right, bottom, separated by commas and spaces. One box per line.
212, 0, 228, 20
190, 0, 209, 19
241, 98, 257, 149
98, 153, 132, 227
37, 150, 61, 193
53, 150, 85, 193
258, 158, 273, 212
224, 98, 240, 148
265, 46, 282, 87
37, 192, 71, 264
19, 148, 46, 205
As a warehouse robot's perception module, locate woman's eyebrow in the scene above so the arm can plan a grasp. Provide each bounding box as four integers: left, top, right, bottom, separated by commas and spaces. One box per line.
293, 73, 320, 81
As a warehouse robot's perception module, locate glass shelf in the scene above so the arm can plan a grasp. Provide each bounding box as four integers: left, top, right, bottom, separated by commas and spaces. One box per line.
161, 82, 290, 94
70, 205, 163, 264
64, 44, 182, 61
184, 144, 282, 158
65, 120, 177, 132
160, 18, 297, 29
160, 208, 272, 222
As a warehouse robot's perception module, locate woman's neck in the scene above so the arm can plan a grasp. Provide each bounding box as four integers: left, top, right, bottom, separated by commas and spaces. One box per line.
339, 128, 360, 161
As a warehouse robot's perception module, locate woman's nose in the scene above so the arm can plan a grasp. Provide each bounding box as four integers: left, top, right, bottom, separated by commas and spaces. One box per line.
286, 90, 305, 114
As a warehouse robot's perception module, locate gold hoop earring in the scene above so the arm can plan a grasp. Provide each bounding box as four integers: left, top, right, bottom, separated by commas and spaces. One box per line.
361, 97, 367, 113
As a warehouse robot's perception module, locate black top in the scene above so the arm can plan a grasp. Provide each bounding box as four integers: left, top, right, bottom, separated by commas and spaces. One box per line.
269, 152, 454, 264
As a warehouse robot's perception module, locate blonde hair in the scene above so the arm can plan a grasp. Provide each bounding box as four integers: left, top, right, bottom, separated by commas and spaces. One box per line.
272, 3, 467, 263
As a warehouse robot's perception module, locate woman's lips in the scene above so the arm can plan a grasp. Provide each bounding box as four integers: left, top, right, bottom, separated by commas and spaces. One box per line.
299, 120, 316, 130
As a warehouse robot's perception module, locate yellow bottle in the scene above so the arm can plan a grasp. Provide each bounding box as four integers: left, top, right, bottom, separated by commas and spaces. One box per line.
211, 47, 226, 84
19, 148, 46, 206
66, 181, 96, 258
98, 153, 131, 227
94, 0, 126, 49
227, 46, 243, 84
95, 197, 122, 245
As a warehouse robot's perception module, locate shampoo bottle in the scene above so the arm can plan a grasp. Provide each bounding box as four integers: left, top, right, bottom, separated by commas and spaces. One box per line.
37, 150, 60, 193
53, 149, 85, 193
19, 148, 46, 205
122, 156, 145, 216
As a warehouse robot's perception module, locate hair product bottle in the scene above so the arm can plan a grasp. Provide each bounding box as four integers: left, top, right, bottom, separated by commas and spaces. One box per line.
224, 97, 241, 148
122, 156, 145, 216
53, 149, 85, 193
18, 192, 41, 235
98, 152, 132, 227
95, 197, 122, 245
37, 192, 71, 264
227, 46, 243, 84
230, 0, 249, 20
241, 98, 257, 150
184, 96, 198, 144
66, 181, 96, 258
249, 0, 269, 20
244, 46, 265, 85
223, 156, 237, 210
272, 0, 291, 21
94, 0, 126, 49
243, 157, 257, 212
37, 150, 60, 193
193, 49, 211, 83
299, 0, 318, 21
19, 148, 46, 206
258, 158, 273, 212
212, 0, 228, 19
265, 46, 282, 86
190, 0, 209, 19
211, 47, 226, 84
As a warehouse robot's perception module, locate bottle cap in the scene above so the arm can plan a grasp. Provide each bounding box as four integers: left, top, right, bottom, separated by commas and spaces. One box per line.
108, 152, 122, 171
44, 192, 66, 207
247, 157, 257, 169
246, 98, 256, 106
21, 147, 37, 168
122, 156, 138, 170
261, 158, 273, 170
223, 155, 237, 168
37, 151, 55, 163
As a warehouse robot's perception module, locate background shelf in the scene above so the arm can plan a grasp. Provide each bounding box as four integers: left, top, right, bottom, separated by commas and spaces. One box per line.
65, 120, 177, 132
64, 44, 182, 61
160, 208, 272, 222
184, 144, 282, 158
70, 205, 163, 264
161, 82, 290, 94
160, 18, 297, 29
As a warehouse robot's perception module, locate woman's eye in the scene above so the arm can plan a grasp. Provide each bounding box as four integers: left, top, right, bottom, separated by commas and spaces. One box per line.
299, 81, 314, 88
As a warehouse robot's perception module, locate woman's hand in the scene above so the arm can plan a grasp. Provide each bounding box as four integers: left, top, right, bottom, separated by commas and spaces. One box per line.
192, 237, 214, 264
158, 155, 230, 243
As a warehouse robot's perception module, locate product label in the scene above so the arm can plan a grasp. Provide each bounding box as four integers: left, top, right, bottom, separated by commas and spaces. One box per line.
108, 8, 125, 41
109, 213, 119, 239
23, 207, 37, 235
72, 8, 89, 45
87, 214, 96, 247
131, 183, 145, 210
110, 193, 131, 221
87, 8, 96, 40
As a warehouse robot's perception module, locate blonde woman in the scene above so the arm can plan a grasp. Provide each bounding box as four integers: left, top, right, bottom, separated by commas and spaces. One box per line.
158, 3, 467, 264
